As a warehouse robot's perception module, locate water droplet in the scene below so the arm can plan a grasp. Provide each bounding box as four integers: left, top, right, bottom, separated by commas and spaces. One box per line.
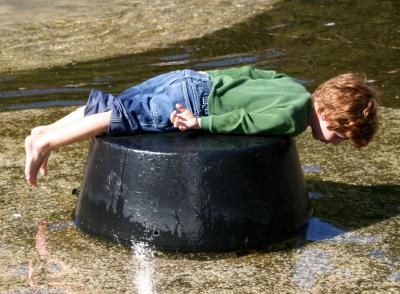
302, 164, 323, 174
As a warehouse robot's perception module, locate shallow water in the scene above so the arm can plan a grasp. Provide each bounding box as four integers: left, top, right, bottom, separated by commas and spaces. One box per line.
1, 0, 400, 293
0, 0, 279, 73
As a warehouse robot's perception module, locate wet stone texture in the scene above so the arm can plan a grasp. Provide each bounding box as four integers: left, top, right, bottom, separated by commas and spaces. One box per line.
0, 106, 399, 293
0, 0, 278, 73
75, 134, 309, 250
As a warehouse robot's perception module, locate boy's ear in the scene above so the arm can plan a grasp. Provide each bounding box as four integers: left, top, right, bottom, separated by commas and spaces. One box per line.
320, 112, 327, 121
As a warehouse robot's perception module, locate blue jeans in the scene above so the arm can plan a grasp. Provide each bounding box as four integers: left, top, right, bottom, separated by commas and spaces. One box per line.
84, 70, 211, 136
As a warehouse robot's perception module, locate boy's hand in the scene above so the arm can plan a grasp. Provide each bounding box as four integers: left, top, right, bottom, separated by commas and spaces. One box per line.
170, 104, 200, 131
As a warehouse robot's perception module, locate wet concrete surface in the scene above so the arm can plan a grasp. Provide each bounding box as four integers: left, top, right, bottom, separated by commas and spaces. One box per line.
0, 106, 399, 293
1, 0, 400, 292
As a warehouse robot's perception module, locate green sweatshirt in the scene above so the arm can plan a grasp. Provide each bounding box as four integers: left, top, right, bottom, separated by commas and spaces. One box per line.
200, 66, 311, 136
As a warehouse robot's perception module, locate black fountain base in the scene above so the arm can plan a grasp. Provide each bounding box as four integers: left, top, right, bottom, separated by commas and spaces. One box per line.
74, 132, 310, 251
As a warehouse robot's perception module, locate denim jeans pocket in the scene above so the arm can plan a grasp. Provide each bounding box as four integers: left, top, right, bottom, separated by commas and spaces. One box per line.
108, 69, 208, 135
149, 80, 192, 129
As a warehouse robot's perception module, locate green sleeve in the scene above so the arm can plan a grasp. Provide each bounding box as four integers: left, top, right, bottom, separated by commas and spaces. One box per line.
208, 66, 286, 80
200, 108, 295, 135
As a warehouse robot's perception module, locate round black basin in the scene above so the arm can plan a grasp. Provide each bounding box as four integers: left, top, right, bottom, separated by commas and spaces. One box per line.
74, 132, 310, 251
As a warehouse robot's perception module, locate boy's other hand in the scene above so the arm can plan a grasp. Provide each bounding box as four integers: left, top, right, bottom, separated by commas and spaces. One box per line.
170, 104, 200, 131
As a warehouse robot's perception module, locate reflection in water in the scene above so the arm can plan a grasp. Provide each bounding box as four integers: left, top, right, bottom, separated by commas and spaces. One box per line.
297, 217, 399, 289
292, 248, 351, 288
8, 99, 85, 110
306, 217, 383, 244
194, 55, 257, 68
0, 87, 88, 98
302, 164, 323, 174
28, 220, 69, 289
328, 232, 382, 245
368, 249, 397, 268
308, 191, 324, 199
305, 218, 345, 241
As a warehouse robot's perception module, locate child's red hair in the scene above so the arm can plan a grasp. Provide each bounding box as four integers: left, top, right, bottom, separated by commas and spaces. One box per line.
312, 73, 379, 148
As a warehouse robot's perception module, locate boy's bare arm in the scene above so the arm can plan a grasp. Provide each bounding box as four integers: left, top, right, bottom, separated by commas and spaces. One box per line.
170, 103, 201, 131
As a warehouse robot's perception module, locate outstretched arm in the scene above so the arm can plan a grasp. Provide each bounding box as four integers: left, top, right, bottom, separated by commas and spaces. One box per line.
169, 104, 201, 132
200, 108, 295, 135
25, 111, 110, 187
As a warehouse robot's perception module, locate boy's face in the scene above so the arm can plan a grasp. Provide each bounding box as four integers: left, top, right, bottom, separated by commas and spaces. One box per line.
312, 111, 347, 145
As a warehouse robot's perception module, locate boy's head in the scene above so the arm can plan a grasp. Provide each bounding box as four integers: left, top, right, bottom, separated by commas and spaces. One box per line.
310, 73, 379, 148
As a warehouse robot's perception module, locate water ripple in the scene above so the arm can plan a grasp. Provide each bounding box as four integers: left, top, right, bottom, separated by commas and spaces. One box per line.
0, 87, 89, 98
7, 99, 85, 110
